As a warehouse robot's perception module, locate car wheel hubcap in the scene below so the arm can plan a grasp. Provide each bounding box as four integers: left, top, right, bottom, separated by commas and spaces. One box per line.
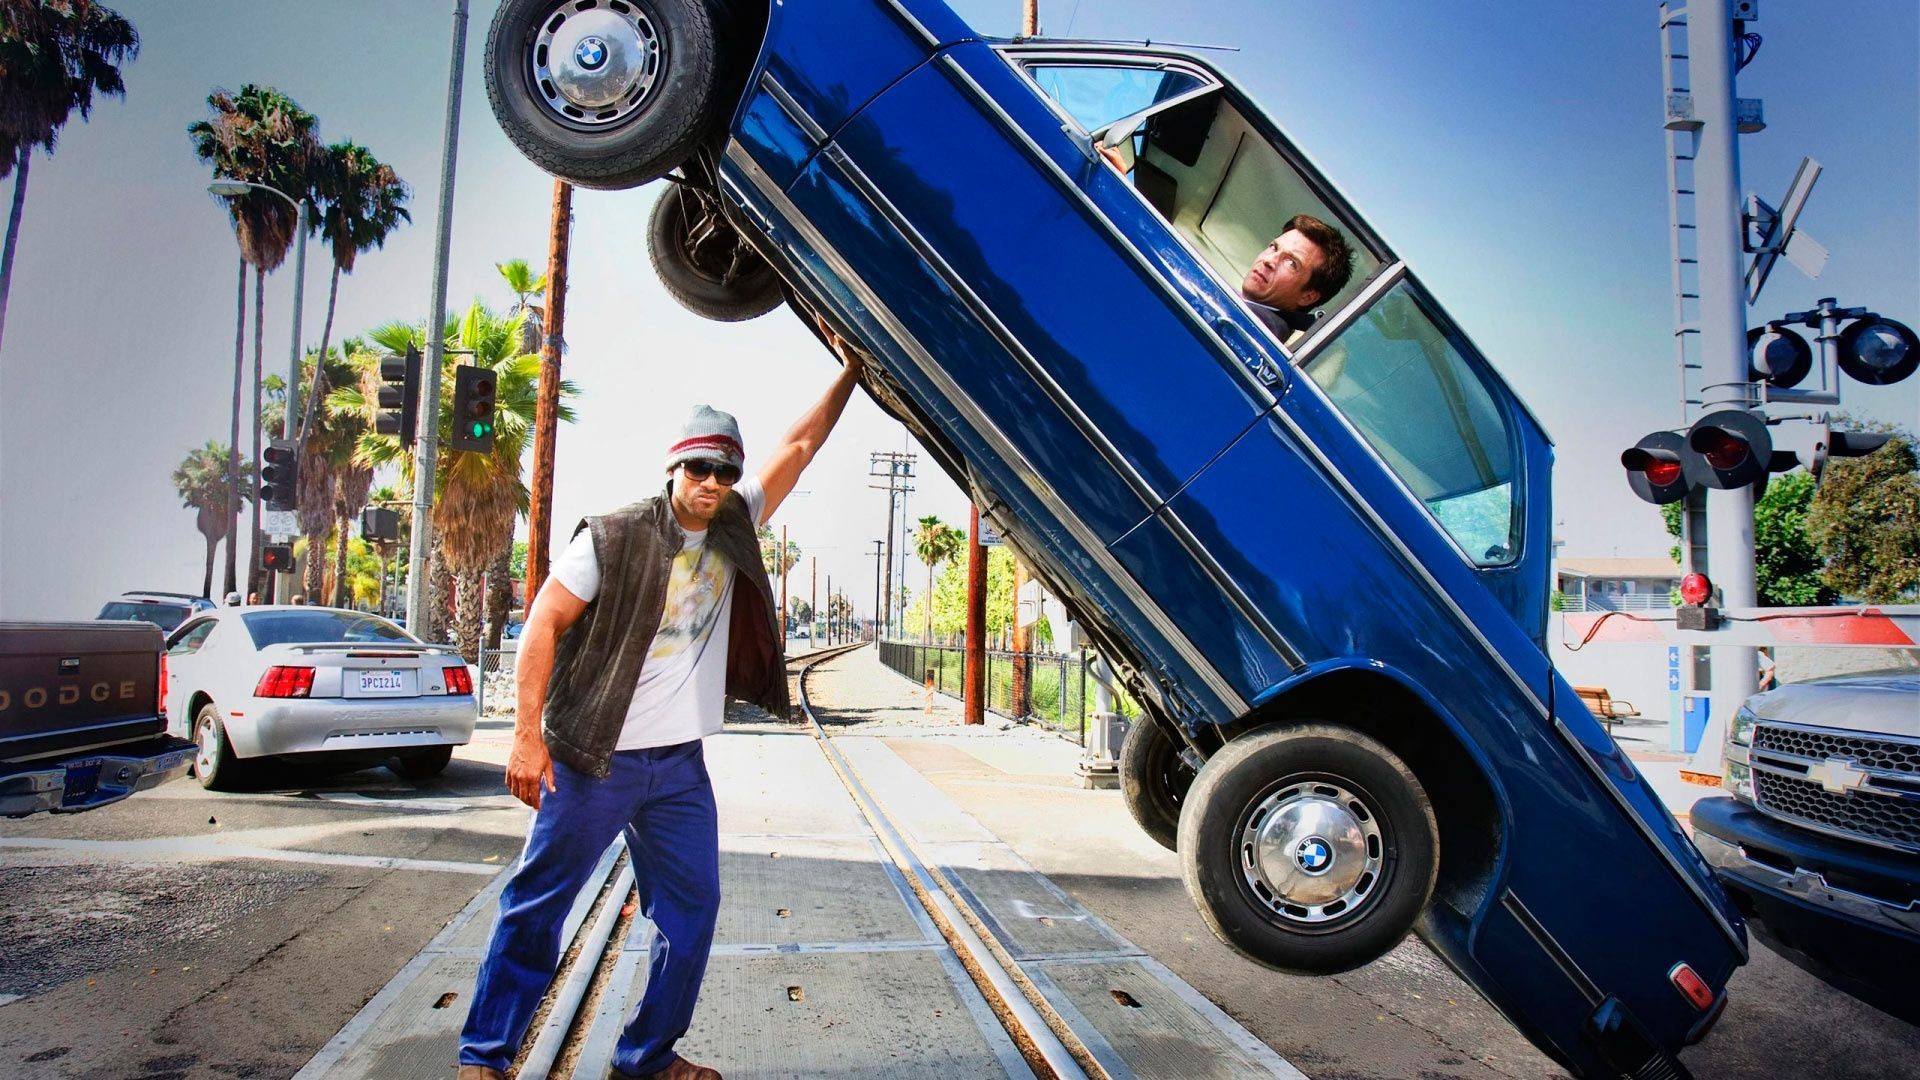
532, 2, 661, 126
196, 720, 217, 775
1239, 780, 1383, 925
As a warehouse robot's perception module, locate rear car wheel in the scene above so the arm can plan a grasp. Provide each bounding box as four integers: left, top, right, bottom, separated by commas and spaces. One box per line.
1120, 717, 1193, 851
484, 0, 721, 190
193, 704, 242, 792
393, 745, 455, 780
1179, 722, 1437, 974
649, 182, 784, 320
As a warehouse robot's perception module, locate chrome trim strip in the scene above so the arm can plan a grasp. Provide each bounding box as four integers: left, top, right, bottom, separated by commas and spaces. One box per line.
935, 54, 1276, 411
820, 139, 1303, 674
1501, 890, 1603, 1007
881, 0, 940, 49
1694, 828, 1920, 936
758, 72, 828, 146
721, 142, 1250, 717
1553, 717, 1750, 957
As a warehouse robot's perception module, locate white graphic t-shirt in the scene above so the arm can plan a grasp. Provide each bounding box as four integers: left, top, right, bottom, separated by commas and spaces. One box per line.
549, 477, 766, 749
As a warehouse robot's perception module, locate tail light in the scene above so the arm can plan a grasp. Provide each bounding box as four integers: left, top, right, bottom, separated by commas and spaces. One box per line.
158, 652, 168, 721
443, 665, 474, 695
255, 666, 316, 698
1669, 963, 1715, 1011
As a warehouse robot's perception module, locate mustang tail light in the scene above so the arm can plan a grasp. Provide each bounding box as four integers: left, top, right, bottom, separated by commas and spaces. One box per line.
256, 666, 316, 698
443, 665, 474, 696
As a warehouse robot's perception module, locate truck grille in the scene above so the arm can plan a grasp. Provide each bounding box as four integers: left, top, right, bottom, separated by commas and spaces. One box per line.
1753, 771, 1920, 851
1753, 726, 1919, 775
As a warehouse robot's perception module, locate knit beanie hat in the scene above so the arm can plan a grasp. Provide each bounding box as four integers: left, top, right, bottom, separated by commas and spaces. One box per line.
663, 405, 745, 473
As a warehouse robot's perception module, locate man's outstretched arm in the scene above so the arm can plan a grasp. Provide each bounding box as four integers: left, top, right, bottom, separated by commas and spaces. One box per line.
755, 320, 864, 521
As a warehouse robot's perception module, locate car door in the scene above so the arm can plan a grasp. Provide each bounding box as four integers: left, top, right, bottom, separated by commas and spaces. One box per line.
163, 616, 219, 737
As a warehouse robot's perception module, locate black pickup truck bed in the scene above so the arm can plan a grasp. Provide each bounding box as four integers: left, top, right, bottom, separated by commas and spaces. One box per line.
1, 621, 196, 816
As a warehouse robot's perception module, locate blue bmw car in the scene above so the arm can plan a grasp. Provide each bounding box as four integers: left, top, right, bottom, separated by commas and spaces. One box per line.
484, 1, 1748, 1074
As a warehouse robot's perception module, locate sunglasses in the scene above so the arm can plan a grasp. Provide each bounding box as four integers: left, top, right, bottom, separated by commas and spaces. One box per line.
681, 459, 742, 485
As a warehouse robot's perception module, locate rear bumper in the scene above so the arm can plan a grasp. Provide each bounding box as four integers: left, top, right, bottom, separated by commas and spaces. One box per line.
229, 696, 477, 758
0, 735, 197, 817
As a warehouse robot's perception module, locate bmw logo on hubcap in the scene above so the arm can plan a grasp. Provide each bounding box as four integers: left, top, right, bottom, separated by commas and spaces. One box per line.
1295, 836, 1334, 875
574, 36, 608, 70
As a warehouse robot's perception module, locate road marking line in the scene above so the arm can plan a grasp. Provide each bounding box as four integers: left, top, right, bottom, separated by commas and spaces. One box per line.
0, 837, 500, 876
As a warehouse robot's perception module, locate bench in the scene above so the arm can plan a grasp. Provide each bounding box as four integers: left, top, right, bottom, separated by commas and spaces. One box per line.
1574, 685, 1640, 735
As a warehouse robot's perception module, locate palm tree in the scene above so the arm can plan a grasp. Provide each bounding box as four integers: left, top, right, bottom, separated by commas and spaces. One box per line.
326, 340, 375, 606
0, 0, 138, 350
496, 257, 547, 358
757, 525, 800, 579
172, 440, 243, 599
334, 305, 575, 658
914, 515, 961, 643
295, 140, 410, 445
190, 83, 322, 597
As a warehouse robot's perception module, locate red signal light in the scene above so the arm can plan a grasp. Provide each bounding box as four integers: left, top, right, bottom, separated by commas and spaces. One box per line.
1645, 459, 1683, 486
1694, 429, 1749, 470
1679, 573, 1712, 606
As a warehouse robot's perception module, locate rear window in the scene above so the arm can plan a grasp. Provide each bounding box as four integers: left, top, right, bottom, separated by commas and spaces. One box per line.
241, 611, 413, 648
99, 601, 192, 632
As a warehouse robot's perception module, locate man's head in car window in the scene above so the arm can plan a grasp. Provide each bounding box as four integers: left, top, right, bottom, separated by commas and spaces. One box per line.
1242, 214, 1354, 314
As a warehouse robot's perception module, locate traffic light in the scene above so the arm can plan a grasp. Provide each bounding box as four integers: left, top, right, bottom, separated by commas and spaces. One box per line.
1621, 431, 1691, 505
360, 506, 401, 542
260, 544, 293, 572
377, 345, 421, 446
260, 439, 299, 511
449, 364, 497, 453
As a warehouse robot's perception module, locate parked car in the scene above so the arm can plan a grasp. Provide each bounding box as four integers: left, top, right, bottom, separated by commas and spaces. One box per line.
96, 591, 216, 634
162, 606, 477, 788
483, 2, 1746, 1074
1, 621, 197, 816
1691, 671, 1920, 1025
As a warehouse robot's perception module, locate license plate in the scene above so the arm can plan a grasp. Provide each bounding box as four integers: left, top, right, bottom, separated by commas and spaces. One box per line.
358, 670, 405, 693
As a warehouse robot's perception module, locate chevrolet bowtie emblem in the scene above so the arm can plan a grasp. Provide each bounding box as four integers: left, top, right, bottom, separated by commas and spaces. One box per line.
1806, 757, 1868, 795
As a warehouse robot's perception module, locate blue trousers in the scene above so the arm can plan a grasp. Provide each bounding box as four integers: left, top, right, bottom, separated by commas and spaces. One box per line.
460, 740, 720, 1076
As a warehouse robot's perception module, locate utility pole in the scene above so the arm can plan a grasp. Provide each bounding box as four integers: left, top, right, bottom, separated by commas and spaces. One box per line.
810, 556, 817, 639
780, 524, 789, 642
964, 505, 985, 724
869, 540, 883, 642
525, 180, 572, 600
824, 572, 831, 645
405, 0, 469, 636
868, 451, 915, 639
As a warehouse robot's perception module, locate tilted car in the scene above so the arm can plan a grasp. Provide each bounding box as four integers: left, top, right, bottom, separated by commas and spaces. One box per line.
163, 606, 477, 788
1692, 671, 1920, 1025
97, 591, 216, 634
482, 1, 1747, 1074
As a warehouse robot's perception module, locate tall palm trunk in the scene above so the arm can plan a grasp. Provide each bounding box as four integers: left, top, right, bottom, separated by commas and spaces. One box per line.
250, 267, 267, 598
333, 515, 351, 607
485, 547, 513, 650
197, 506, 223, 599
226, 257, 246, 597
426, 546, 452, 644
303, 526, 328, 600
0, 150, 28, 352
298, 263, 342, 446
455, 570, 484, 663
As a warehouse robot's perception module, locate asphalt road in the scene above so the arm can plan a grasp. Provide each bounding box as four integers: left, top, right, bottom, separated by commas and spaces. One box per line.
0, 714, 530, 1080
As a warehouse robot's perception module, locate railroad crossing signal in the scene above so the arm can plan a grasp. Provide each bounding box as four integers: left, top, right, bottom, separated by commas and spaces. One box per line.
377, 345, 422, 447
449, 365, 497, 453
260, 439, 299, 511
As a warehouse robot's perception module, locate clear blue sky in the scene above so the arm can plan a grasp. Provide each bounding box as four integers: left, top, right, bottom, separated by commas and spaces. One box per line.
1, 0, 1914, 620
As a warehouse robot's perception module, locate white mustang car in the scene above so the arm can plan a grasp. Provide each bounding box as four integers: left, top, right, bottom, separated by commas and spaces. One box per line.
163, 606, 477, 789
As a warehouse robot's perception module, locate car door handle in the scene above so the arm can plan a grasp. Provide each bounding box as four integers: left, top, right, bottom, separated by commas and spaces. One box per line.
1210, 314, 1286, 389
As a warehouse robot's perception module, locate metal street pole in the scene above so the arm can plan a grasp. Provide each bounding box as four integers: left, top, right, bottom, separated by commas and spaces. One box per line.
406, 0, 470, 636
1689, 0, 1757, 761
275, 197, 309, 603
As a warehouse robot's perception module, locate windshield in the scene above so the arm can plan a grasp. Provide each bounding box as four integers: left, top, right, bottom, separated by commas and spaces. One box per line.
98, 601, 191, 632
241, 610, 414, 649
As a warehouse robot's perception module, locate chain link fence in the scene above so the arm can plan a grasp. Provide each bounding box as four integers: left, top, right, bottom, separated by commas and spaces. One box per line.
877, 640, 1140, 744
477, 648, 517, 716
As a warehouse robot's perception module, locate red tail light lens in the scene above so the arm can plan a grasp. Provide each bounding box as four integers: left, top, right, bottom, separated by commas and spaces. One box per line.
443, 665, 473, 695
255, 666, 315, 698
158, 653, 168, 721
1669, 963, 1715, 1011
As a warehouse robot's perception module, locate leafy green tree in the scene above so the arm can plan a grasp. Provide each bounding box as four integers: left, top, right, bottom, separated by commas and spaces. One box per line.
1807, 434, 1920, 602
926, 546, 1016, 642
172, 441, 244, 598
0, 0, 138, 349
1660, 471, 1835, 607
913, 514, 962, 642
758, 525, 800, 579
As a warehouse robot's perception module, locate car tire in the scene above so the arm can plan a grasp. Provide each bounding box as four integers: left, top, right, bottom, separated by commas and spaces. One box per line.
648, 182, 785, 320
393, 745, 455, 780
484, 0, 721, 190
1178, 722, 1437, 975
193, 704, 242, 792
1119, 717, 1193, 851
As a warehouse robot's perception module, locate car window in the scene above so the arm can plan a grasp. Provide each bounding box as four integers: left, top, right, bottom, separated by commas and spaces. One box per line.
241, 610, 414, 649
1300, 281, 1519, 566
100, 601, 192, 632
168, 619, 218, 655
1024, 62, 1210, 137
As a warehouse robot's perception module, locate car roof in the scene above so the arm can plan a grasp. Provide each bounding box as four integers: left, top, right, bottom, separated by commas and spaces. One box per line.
116, 592, 209, 604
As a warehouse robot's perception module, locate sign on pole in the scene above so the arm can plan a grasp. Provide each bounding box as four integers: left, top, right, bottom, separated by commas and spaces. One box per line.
262, 509, 298, 539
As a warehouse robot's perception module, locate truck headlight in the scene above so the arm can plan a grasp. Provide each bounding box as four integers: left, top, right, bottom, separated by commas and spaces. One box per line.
1728, 705, 1758, 747
1724, 760, 1756, 802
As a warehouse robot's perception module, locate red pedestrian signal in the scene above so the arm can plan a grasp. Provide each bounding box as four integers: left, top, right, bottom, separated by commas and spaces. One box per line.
260, 544, 294, 572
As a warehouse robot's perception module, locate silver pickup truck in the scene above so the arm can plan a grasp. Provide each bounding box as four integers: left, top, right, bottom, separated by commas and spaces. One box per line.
1, 621, 197, 816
